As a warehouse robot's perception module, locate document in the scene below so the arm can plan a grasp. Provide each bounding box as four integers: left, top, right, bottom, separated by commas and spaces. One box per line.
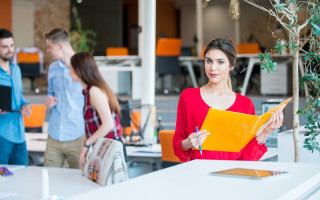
197, 97, 292, 152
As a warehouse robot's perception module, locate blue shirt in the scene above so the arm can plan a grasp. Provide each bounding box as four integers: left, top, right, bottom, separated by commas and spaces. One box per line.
0, 61, 30, 143
47, 60, 85, 141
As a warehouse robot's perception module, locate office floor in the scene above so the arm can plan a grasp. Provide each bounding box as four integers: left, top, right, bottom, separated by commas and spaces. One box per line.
24, 91, 307, 178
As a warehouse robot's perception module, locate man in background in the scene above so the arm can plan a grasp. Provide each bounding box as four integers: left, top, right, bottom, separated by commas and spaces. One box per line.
0, 28, 31, 165
44, 28, 84, 168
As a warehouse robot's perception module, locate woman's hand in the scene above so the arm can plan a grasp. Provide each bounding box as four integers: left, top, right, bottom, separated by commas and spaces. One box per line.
79, 146, 89, 172
181, 130, 210, 151
257, 108, 284, 144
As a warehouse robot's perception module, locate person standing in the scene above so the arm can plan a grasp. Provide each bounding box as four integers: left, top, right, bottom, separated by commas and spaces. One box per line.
69, 52, 123, 170
173, 38, 284, 162
0, 28, 31, 165
43, 28, 84, 168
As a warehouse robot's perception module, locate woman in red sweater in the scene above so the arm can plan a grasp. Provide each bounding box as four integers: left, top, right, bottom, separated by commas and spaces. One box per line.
173, 38, 284, 162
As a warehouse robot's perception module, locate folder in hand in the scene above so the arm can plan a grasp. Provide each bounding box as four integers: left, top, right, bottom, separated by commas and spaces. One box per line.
197, 97, 292, 152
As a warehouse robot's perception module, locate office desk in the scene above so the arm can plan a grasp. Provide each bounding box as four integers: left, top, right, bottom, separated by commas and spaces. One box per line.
179, 56, 204, 88
0, 165, 25, 172
26, 132, 47, 153
237, 54, 305, 96
26, 133, 277, 166
69, 159, 320, 200
126, 144, 162, 170
94, 56, 142, 99
179, 54, 306, 96
0, 166, 100, 199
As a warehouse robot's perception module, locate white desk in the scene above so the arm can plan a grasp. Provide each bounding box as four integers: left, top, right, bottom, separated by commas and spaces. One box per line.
26, 132, 47, 153
179, 56, 204, 88
0, 165, 25, 172
94, 55, 142, 99
26, 133, 277, 165
126, 144, 162, 170
179, 54, 306, 96
69, 159, 320, 200
0, 166, 100, 199
236, 53, 305, 96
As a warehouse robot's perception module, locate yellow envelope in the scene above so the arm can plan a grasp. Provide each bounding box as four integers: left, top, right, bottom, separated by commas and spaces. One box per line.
197, 97, 292, 152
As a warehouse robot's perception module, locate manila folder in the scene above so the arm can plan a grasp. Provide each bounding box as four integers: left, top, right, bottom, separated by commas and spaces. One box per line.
199, 97, 292, 152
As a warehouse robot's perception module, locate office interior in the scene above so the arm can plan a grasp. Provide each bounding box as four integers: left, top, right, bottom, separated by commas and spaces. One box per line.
1, 0, 319, 199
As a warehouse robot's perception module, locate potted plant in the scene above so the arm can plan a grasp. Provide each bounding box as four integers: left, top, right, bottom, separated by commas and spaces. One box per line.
239, 0, 320, 161
70, 5, 96, 52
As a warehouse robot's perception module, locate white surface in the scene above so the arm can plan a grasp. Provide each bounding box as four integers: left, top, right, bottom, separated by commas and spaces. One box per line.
260, 147, 278, 161
126, 144, 162, 170
25, 132, 47, 153
0, 166, 100, 200
278, 172, 320, 200
26, 134, 276, 162
141, 0, 156, 145
278, 127, 320, 163
0, 165, 25, 172
126, 144, 161, 158
68, 160, 320, 200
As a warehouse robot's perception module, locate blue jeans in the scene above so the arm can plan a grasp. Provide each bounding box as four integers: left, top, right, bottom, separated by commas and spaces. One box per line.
0, 135, 28, 166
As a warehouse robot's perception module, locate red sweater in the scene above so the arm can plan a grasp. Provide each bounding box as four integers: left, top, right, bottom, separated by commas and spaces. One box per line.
173, 88, 267, 162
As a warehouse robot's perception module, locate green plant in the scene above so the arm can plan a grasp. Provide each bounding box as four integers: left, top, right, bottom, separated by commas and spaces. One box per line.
298, 72, 320, 153
243, 0, 320, 161
70, 18, 97, 52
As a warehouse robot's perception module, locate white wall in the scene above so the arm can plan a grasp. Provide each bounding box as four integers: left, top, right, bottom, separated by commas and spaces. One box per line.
180, 4, 235, 48
180, 5, 196, 47
203, 5, 235, 44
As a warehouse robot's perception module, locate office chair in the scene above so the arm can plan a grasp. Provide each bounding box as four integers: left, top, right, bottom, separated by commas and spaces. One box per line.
118, 98, 131, 128
13, 47, 45, 93
23, 104, 46, 133
237, 43, 261, 54
158, 130, 181, 169
106, 47, 129, 56
122, 111, 142, 142
156, 38, 182, 94
236, 43, 262, 94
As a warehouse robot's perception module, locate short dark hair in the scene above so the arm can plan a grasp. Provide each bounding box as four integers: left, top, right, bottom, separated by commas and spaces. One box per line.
204, 38, 236, 67
0, 28, 13, 39
44, 28, 69, 44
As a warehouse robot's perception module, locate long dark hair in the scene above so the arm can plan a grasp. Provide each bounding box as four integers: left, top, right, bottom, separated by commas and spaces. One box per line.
71, 52, 120, 116
204, 38, 236, 89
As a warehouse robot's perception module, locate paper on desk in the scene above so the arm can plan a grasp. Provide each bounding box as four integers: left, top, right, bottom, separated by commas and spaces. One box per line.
0, 192, 17, 199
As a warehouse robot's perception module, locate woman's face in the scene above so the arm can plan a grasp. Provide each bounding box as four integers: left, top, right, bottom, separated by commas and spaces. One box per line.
204, 49, 233, 85
69, 65, 79, 82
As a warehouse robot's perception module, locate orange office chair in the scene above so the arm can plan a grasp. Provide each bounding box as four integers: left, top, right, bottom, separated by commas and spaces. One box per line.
237, 43, 261, 54
23, 104, 46, 133
156, 38, 182, 94
158, 130, 181, 168
106, 47, 129, 56
200, 45, 207, 58
123, 111, 141, 136
14, 47, 44, 93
